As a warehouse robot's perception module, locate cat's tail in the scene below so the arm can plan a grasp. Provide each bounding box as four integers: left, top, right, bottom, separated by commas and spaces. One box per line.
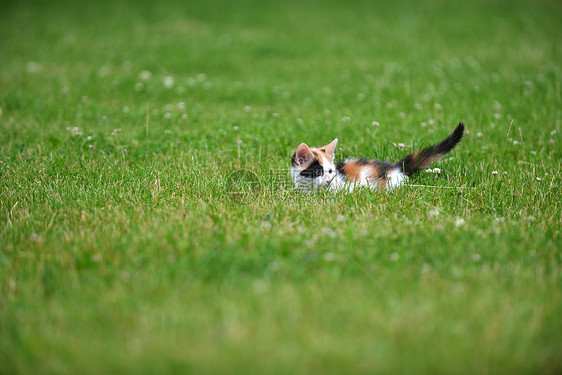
396, 122, 464, 176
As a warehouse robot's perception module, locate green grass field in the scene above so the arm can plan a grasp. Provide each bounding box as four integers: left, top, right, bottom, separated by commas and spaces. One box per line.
1, 0, 561, 373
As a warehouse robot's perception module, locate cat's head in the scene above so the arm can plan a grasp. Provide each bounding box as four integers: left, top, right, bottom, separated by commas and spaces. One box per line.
290, 138, 338, 191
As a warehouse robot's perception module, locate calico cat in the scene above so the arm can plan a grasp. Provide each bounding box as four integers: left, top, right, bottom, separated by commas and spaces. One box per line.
291, 122, 464, 192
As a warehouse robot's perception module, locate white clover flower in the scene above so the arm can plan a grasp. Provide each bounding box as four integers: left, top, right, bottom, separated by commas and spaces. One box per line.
86, 136, 93, 141
492, 170, 499, 175
181, 114, 188, 120
372, 121, 380, 126
426, 168, 433, 173
233, 126, 239, 131
139, 70, 152, 81
414, 103, 422, 110
434, 103, 443, 111
112, 128, 121, 135
164, 112, 172, 119
272, 112, 279, 118
323, 252, 336, 262
88, 144, 94, 149
530, 151, 537, 155
420, 122, 427, 127
177, 102, 186, 111
196, 73, 207, 81
398, 143, 405, 149
389, 252, 400, 262
527, 215, 536, 222
545, 173, 549, 176
455, 217, 465, 227
432, 168, 441, 174
472, 253, 481, 262
296, 118, 304, 125
476, 132, 483, 138
551, 129, 557, 136
428, 119, 435, 126
163, 76, 174, 88
503, 171, 508, 175
122, 106, 130, 113
342, 116, 351, 122
536, 177, 542, 181
243, 105, 252, 112
428, 209, 440, 217
134, 82, 144, 91
513, 140, 519, 145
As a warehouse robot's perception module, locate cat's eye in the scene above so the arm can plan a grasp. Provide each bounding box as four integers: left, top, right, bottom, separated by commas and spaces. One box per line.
329, 169, 333, 173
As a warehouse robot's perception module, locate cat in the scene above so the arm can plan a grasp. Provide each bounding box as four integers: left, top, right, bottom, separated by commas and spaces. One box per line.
291, 122, 464, 192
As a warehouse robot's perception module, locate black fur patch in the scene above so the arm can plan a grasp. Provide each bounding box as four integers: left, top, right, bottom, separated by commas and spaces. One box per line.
300, 160, 324, 178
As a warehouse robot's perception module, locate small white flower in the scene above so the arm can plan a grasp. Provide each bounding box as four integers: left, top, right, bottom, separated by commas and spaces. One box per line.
86, 136, 93, 141
243, 105, 252, 112
88, 144, 94, 149
476, 132, 483, 138
428, 209, 440, 217
163, 76, 174, 88
434, 103, 442, 111
134, 82, 144, 91
455, 217, 465, 227
102, 115, 107, 121
196, 73, 207, 81
233, 126, 239, 131
414, 103, 422, 110
398, 143, 405, 149
530, 151, 537, 155
337, 215, 345, 222
513, 140, 519, 145
122, 106, 130, 113
472, 253, 481, 262
139, 70, 152, 81
164, 129, 172, 135
527, 215, 536, 222
342, 116, 351, 122
389, 252, 400, 262
420, 122, 427, 127
181, 114, 188, 120
432, 168, 441, 174
428, 119, 435, 126
296, 118, 304, 125
164, 112, 172, 119
323, 252, 336, 262
372, 121, 380, 126
536, 177, 542, 181
386, 102, 393, 109
545, 173, 549, 176
492, 170, 498, 175
494, 113, 502, 119
112, 128, 121, 135
177, 102, 186, 111
550, 129, 557, 136
503, 171, 508, 175
426, 168, 433, 173
549, 139, 555, 144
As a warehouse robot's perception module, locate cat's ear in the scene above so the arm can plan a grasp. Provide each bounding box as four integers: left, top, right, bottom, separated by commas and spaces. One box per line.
324, 138, 338, 160
295, 143, 314, 166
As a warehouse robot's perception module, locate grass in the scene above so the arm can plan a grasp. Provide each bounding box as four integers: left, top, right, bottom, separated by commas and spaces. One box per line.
1, 0, 561, 373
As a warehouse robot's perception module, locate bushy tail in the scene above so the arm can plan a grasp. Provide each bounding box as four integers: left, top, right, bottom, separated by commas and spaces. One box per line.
396, 122, 464, 176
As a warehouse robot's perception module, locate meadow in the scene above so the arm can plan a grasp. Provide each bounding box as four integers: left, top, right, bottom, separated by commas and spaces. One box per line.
1, 0, 561, 373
